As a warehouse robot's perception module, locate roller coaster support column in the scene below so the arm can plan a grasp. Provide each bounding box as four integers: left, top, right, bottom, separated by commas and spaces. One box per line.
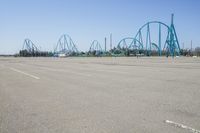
168, 14, 181, 56
159, 23, 162, 56
146, 23, 151, 56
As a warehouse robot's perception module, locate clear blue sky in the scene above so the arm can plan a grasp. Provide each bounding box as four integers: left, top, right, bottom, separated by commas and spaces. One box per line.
0, 0, 200, 54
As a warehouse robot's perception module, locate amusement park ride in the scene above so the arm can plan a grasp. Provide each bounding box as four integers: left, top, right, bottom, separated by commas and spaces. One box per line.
54, 34, 78, 57
21, 14, 180, 57
22, 39, 39, 54
117, 14, 180, 56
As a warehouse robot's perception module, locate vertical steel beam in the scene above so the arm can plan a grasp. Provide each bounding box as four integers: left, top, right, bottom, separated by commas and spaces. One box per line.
159, 23, 162, 56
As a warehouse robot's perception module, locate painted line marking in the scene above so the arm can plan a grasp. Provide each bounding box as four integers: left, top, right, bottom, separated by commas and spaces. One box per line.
165, 120, 200, 133
9, 67, 40, 80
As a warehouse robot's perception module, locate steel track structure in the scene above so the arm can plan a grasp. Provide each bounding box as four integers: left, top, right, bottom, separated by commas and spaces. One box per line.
117, 14, 180, 56
89, 40, 103, 52
22, 39, 39, 53
54, 34, 78, 55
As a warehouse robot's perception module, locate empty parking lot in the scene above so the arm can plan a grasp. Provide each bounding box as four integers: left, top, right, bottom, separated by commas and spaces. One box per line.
0, 57, 200, 133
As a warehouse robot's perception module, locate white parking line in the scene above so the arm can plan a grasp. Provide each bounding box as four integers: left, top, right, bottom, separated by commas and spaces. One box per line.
9, 67, 40, 80
165, 120, 200, 133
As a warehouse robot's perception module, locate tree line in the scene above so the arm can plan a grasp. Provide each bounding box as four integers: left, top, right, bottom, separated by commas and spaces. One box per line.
16, 47, 200, 57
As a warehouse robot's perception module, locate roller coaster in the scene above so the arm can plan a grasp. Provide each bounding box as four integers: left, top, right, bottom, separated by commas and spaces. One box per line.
19, 39, 40, 56
117, 37, 144, 55
117, 14, 180, 56
20, 39, 51, 57
54, 34, 78, 56
88, 40, 103, 56
22, 39, 39, 53
19, 14, 180, 57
